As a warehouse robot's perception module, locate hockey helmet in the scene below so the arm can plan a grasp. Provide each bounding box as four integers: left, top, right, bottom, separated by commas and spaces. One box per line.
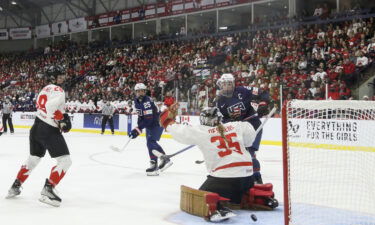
217, 73, 235, 97
134, 83, 147, 99
200, 107, 222, 127
134, 83, 147, 91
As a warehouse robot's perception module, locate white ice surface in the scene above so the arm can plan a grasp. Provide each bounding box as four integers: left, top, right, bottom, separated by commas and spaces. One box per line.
0, 129, 285, 225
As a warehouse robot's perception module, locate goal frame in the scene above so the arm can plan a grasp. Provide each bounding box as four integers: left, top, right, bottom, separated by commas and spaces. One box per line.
281, 99, 375, 225
282, 101, 290, 225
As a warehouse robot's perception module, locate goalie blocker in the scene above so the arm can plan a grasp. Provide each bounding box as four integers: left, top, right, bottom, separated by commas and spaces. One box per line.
181, 184, 278, 221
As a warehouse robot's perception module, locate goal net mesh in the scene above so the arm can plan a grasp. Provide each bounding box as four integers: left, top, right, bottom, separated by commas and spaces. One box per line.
283, 100, 375, 225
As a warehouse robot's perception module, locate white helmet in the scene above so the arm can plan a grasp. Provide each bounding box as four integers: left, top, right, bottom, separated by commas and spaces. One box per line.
217, 73, 234, 84
200, 107, 222, 127
217, 73, 235, 97
134, 83, 147, 91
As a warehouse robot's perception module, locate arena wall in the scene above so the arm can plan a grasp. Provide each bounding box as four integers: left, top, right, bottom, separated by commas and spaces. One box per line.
11, 112, 282, 146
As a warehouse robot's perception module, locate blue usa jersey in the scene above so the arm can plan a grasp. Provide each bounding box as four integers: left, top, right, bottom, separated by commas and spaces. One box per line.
134, 96, 160, 130
217, 86, 266, 123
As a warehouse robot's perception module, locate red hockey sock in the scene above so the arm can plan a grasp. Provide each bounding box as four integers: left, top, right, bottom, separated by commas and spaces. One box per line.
16, 165, 30, 183
48, 166, 66, 187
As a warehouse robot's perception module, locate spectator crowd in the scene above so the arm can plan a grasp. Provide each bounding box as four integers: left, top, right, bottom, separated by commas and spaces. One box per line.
0, 13, 374, 115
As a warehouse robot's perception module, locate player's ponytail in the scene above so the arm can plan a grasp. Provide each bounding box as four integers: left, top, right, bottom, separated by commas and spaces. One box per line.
217, 123, 229, 145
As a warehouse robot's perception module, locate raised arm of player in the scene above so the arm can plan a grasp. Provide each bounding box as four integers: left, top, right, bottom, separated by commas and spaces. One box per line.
167, 123, 202, 146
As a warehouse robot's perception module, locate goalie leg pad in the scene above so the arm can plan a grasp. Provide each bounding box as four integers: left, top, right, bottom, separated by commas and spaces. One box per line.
180, 185, 230, 220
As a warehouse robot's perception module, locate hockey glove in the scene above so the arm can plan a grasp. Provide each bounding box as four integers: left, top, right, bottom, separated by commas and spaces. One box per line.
257, 102, 269, 117
58, 114, 72, 133
53, 110, 64, 121
160, 102, 179, 129
128, 127, 142, 139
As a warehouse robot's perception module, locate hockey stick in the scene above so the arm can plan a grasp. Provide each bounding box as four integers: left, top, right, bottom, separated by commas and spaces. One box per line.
110, 138, 132, 152
254, 106, 277, 136
195, 107, 277, 164
152, 144, 195, 161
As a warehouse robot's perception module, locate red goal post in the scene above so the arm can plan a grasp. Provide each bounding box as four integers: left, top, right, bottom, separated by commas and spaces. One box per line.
282, 100, 375, 225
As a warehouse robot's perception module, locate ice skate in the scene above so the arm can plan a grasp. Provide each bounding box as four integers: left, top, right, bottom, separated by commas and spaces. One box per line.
146, 160, 159, 176
158, 156, 173, 172
6, 179, 22, 199
209, 207, 236, 222
39, 179, 61, 207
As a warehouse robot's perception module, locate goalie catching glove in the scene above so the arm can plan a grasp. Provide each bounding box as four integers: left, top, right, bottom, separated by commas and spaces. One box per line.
160, 103, 179, 129
58, 113, 72, 133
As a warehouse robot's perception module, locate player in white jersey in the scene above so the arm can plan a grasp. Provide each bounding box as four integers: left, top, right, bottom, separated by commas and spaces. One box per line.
87, 99, 96, 113
162, 105, 278, 219
163, 106, 255, 200
160, 105, 256, 221
6, 74, 72, 207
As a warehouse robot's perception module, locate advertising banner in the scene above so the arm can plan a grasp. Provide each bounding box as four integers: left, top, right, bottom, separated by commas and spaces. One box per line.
287, 119, 375, 147
145, 5, 156, 19
121, 9, 131, 23
52, 21, 68, 35
184, 0, 196, 12
157, 3, 166, 16
215, 0, 230, 7
69, 17, 87, 32
97, 13, 116, 27
131, 7, 141, 21
9, 27, 31, 39
83, 114, 119, 130
0, 29, 8, 40
201, 0, 215, 9
172, 0, 184, 15
36, 24, 51, 38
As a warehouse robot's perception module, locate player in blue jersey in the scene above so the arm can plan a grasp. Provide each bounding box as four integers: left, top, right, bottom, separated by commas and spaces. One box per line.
128, 83, 173, 176
216, 74, 269, 184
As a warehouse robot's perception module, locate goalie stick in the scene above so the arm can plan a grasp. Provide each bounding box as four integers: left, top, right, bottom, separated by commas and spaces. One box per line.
152, 144, 195, 161
195, 107, 277, 164
110, 138, 132, 152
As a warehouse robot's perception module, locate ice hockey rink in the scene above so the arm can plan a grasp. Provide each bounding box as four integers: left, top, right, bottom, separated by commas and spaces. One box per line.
0, 128, 285, 225
1, 129, 374, 225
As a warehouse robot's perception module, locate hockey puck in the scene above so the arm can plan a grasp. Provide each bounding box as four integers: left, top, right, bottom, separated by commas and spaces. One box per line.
251, 214, 257, 222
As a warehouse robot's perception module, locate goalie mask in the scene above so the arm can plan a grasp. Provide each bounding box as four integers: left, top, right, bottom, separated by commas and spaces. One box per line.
217, 73, 235, 97
200, 107, 222, 127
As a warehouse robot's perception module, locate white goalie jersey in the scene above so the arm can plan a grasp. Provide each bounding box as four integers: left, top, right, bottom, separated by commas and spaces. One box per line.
36, 84, 66, 128
168, 122, 256, 178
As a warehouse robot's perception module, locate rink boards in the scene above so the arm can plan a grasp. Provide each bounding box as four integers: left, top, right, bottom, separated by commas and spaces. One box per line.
10, 112, 282, 146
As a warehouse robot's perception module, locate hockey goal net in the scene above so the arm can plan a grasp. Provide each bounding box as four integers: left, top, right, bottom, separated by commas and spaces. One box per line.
282, 100, 375, 225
